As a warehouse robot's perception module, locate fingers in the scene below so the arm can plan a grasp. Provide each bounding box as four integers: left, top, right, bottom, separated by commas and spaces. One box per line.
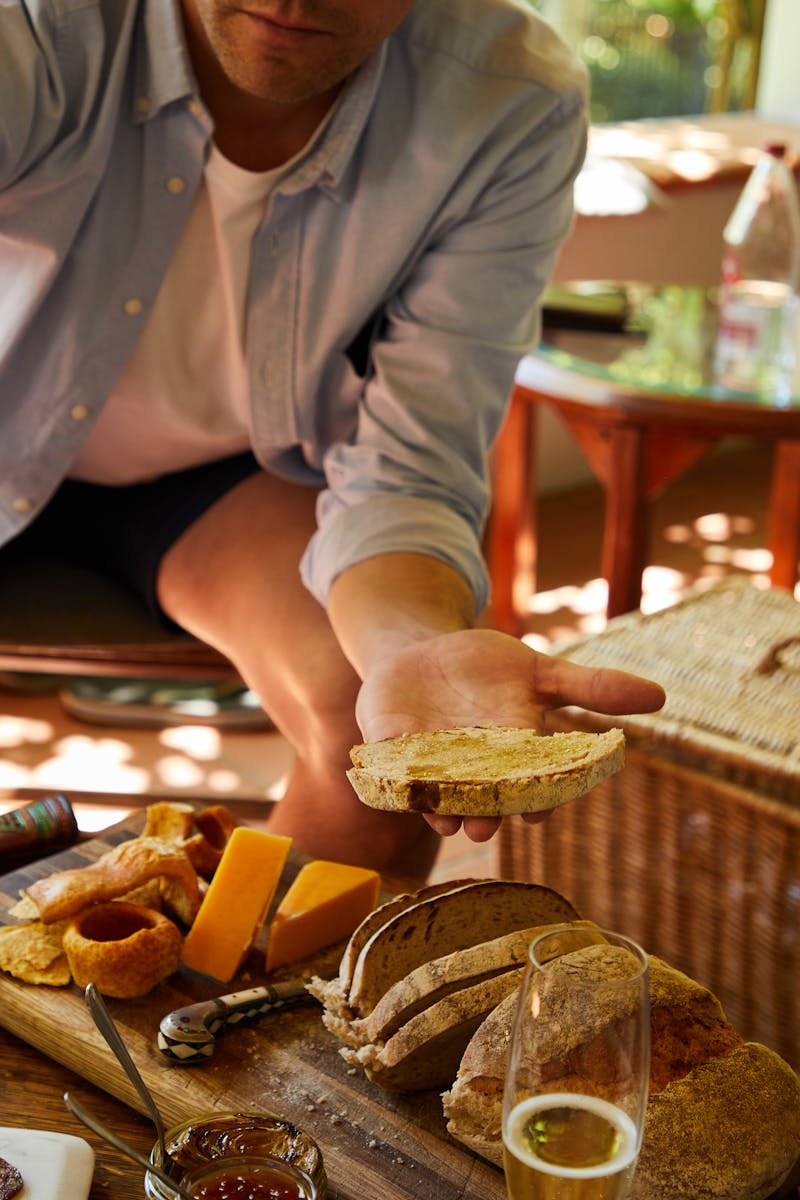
521, 810, 548, 826
424, 813, 502, 840
533, 655, 665, 716
462, 815, 502, 841
424, 813, 462, 836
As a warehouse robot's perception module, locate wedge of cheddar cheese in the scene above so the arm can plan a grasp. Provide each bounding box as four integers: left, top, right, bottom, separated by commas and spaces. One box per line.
265, 860, 380, 972
181, 827, 291, 981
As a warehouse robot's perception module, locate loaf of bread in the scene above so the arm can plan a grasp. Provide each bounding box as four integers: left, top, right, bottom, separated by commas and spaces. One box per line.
442, 954, 800, 1200
308, 879, 583, 1091
347, 726, 625, 816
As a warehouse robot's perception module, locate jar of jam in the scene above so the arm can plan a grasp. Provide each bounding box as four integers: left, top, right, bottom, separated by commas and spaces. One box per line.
178, 1154, 317, 1199
144, 1112, 326, 1200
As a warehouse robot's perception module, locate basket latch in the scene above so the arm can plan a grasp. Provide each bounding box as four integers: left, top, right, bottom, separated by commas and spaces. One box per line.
754, 636, 800, 676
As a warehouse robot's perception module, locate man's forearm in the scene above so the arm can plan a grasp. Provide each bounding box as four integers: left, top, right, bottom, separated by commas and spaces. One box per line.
327, 552, 477, 680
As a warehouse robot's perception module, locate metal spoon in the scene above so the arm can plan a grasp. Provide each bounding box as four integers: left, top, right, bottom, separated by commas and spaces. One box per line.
63, 1091, 194, 1200
84, 982, 169, 1168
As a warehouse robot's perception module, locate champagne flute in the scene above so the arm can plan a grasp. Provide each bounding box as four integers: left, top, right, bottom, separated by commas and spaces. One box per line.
502, 926, 650, 1200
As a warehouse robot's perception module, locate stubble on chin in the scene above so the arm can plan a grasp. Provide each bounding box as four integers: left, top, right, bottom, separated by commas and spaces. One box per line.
209, 13, 359, 104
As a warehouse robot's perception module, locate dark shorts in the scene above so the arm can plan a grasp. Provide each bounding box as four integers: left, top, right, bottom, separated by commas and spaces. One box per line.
3, 453, 262, 624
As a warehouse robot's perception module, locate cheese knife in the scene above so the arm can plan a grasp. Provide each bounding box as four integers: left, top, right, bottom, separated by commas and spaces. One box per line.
157, 981, 315, 1063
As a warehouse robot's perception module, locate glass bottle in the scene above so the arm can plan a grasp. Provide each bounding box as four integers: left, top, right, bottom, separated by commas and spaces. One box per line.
714, 143, 800, 400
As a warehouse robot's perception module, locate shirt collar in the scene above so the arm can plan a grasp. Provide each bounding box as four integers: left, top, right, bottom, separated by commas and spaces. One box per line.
290, 42, 387, 203
131, 0, 202, 123
130, 0, 386, 200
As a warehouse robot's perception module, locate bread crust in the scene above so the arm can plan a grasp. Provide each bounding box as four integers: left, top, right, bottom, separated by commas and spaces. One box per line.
26, 837, 200, 924
631, 1043, 800, 1200
443, 957, 800, 1199
347, 727, 625, 815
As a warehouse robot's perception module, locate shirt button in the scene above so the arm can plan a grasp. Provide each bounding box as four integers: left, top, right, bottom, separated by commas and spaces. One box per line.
166, 175, 186, 195
187, 99, 204, 118
12, 497, 32, 514
70, 404, 90, 422
123, 297, 144, 316
136, 96, 151, 115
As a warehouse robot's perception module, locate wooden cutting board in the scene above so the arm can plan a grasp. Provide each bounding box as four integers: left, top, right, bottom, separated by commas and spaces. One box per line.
0, 815, 506, 1200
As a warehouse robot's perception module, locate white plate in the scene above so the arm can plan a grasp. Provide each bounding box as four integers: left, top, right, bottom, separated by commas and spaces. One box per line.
0, 1127, 94, 1200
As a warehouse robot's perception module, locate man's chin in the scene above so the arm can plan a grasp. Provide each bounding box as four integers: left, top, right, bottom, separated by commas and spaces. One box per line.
221, 59, 346, 108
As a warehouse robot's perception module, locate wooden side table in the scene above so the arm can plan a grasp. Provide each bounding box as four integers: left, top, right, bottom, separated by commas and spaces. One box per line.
487, 285, 800, 634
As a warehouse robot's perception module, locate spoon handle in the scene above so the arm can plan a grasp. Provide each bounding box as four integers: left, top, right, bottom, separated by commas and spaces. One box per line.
63, 1091, 194, 1200
84, 983, 166, 1149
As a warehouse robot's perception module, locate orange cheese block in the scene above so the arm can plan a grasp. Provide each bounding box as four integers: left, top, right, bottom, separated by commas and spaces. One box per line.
265, 860, 381, 972
181, 827, 291, 981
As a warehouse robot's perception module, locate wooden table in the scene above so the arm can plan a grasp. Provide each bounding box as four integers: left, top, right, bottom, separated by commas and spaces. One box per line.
0, 1025, 157, 1199
2, 814, 799, 1200
487, 283, 800, 633
0, 816, 508, 1200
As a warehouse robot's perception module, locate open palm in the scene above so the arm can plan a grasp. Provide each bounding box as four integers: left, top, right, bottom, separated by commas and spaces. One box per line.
355, 627, 664, 840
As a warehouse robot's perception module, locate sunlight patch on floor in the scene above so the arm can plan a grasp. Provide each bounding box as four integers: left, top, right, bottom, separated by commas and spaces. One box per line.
520, 498, 774, 647
6, 734, 151, 794
158, 725, 223, 760
0, 715, 54, 749
0, 698, 292, 806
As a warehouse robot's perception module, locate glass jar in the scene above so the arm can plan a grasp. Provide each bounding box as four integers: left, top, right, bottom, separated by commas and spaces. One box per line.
144, 1112, 326, 1200
156, 1153, 317, 1199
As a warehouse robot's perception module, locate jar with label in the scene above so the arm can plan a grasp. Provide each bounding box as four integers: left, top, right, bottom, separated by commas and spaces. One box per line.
714, 143, 800, 400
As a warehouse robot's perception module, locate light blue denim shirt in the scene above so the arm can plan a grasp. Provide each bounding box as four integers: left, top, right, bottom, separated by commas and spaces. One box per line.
0, 0, 587, 609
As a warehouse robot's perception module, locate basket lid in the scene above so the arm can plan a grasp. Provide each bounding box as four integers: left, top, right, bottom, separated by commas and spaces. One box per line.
554, 579, 800, 780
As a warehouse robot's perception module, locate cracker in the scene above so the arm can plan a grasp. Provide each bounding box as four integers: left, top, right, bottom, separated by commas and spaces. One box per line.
7, 895, 38, 920
0, 920, 71, 986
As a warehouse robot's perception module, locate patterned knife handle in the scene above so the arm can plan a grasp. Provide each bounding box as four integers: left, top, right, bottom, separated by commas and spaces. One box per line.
157, 980, 312, 1063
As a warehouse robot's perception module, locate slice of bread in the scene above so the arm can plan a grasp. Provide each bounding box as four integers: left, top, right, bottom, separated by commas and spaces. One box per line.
344, 879, 579, 1018
337, 880, 474, 996
347, 726, 625, 816
352, 919, 602, 1049
307, 879, 486, 1023
344, 967, 527, 1092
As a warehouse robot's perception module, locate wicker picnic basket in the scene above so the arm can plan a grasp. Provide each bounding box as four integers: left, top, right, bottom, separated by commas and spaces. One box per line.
497, 578, 800, 1067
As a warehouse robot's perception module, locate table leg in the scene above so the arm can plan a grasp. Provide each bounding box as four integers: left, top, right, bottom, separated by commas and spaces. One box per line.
487, 389, 537, 635
767, 438, 800, 593
602, 426, 648, 618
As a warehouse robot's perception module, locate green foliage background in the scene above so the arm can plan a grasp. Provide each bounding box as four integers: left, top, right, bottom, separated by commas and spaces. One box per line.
528, 0, 766, 121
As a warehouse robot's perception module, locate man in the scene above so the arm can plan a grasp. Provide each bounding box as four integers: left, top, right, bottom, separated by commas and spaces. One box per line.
0, 0, 664, 881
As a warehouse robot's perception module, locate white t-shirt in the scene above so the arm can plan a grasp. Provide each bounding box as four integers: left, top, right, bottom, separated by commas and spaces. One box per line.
69, 147, 277, 484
